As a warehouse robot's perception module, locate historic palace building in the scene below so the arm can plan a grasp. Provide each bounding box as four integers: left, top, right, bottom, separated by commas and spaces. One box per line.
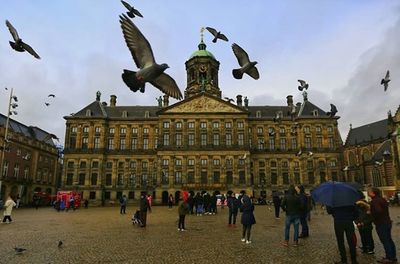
343, 108, 400, 197
0, 113, 60, 204
63, 41, 343, 204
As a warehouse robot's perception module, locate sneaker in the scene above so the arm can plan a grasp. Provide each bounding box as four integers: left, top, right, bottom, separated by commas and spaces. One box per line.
241, 238, 246, 242
293, 241, 299, 247
246, 240, 252, 244
178, 228, 181, 231
281, 241, 289, 247
181, 229, 187, 231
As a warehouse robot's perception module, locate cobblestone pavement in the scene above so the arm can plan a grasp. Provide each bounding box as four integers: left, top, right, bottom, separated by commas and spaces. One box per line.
0, 204, 399, 264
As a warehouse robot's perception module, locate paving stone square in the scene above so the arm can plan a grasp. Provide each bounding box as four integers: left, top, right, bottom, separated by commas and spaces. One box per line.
0, 205, 399, 264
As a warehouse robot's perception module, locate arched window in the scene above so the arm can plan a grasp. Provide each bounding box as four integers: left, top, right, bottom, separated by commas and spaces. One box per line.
348, 152, 356, 166
362, 149, 372, 162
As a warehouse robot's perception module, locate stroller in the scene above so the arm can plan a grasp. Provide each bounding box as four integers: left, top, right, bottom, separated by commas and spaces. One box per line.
132, 210, 142, 226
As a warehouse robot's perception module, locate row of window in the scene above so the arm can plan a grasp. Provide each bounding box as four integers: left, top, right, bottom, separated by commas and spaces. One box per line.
2, 161, 53, 182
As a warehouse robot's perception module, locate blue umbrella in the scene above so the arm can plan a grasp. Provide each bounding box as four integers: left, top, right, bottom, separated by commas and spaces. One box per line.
312, 181, 362, 207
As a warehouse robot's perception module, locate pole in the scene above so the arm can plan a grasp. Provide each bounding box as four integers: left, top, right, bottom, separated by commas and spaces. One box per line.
0, 88, 13, 199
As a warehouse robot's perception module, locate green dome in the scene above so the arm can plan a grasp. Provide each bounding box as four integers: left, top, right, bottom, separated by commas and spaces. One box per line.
189, 41, 215, 59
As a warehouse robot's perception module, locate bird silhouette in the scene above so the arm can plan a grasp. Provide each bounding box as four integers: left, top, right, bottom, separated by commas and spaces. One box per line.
119, 15, 182, 99
381, 70, 390, 92
205, 27, 229, 43
308, 151, 313, 157
121, 0, 143, 18
298, 80, 309, 91
48, 94, 56, 98
268, 129, 275, 137
58, 241, 63, 248
296, 149, 302, 157
6, 20, 40, 59
14, 247, 26, 254
326, 104, 338, 117
45, 102, 50, 106
43, 133, 60, 142
231, 43, 259, 80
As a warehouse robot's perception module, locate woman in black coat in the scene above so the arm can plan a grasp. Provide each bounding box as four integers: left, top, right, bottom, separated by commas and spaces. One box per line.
241, 194, 256, 244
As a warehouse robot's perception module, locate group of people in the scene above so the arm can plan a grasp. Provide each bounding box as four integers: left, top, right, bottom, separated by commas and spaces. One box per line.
328, 187, 397, 264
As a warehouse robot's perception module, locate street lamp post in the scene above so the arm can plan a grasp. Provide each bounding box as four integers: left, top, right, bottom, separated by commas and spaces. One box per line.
0, 88, 18, 199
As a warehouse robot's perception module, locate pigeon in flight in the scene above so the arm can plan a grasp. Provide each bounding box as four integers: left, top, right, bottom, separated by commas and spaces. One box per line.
326, 104, 338, 117
268, 129, 275, 137
119, 15, 182, 100
6, 20, 40, 59
381, 70, 390, 92
205, 27, 229, 43
308, 151, 313, 157
45, 102, 50, 106
48, 94, 56, 98
298, 80, 308, 91
44, 133, 60, 142
224, 97, 234, 103
231, 43, 259, 80
296, 149, 302, 157
14, 247, 26, 254
121, 1, 143, 18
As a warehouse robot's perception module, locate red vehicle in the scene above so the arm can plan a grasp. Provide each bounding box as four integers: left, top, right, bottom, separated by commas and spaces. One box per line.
33, 192, 57, 206
57, 191, 82, 209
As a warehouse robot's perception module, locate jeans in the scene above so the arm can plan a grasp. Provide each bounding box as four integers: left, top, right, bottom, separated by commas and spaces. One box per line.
178, 215, 186, 229
359, 226, 374, 252
120, 205, 126, 214
284, 215, 300, 241
274, 205, 280, 218
334, 221, 357, 263
376, 223, 397, 260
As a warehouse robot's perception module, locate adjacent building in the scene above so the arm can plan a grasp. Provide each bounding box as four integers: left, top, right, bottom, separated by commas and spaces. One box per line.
63, 40, 343, 205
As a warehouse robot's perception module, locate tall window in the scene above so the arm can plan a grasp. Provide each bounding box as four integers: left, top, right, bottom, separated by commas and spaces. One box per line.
13, 164, 20, 178
163, 134, 169, 146
108, 138, 114, 150
200, 122, 207, 129
187, 171, 195, 184
213, 122, 219, 129
238, 133, 244, 146
271, 172, 277, 185
280, 138, 286, 150
143, 128, 149, 134
176, 122, 182, 129
226, 171, 233, 184
161, 171, 169, 184
201, 171, 207, 184
257, 127, 263, 134
225, 122, 232, 129
131, 138, 137, 150
162, 159, 169, 166
269, 138, 275, 150
282, 172, 289, 185
83, 126, 89, 133
308, 172, 314, 184
176, 134, 182, 146
120, 127, 126, 135
109, 128, 115, 135
163, 122, 170, 129
24, 166, 29, 179
95, 127, 101, 133
316, 137, 322, 149
188, 159, 195, 166
175, 159, 182, 166
213, 159, 220, 166
117, 173, 124, 185
94, 137, 100, 149
120, 138, 126, 150
239, 171, 245, 184
174, 171, 182, 184
132, 128, 138, 135
213, 134, 219, 146
237, 122, 244, 129
91, 173, 98, 185
78, 173, 85, 185
188, 134, 195, 146
188, 122, 195, 129
291, 138, 297, 150
142, 138, 148, 150
201, 159, 207, 166
294, 172, 300, 184
82, 137, 88, 149
106, 174, 112, 185
66, 173, 73, 185
305, 137, 311, 149
258, 138, 264, 150
213, 171, 220, 184
226, 133, 232, 146
328, 137, 334, 149
201, 134, 207, 146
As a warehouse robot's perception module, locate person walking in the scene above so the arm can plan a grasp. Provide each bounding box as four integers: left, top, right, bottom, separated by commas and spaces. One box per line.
240, 193, 256, 244
368, 187, 397, 264
281, 186, 302, 247
120, 195, 127, 214
2, 195, 16, 224
297, 185, 310, 238
140, 192, 151, 227
327, 205, 358, 264
187, 193, 194, 215
355, 196, 374, 254
227, 192, 239, 226
272, 193, 282, 219
168, 194, 174, 209
178, 196, 190, 231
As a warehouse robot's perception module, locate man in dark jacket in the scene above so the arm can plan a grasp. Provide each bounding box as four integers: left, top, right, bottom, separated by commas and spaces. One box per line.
281, 185, 302, 246
368, 187, 397, 264
272, 193, 282, 219
227, 192, 240, 226
296, 185, 309, 238
139, 192, 151, 227
327, 205, 358, 264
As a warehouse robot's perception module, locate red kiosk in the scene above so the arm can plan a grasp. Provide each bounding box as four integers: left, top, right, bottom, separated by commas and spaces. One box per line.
57, 191, 81, 208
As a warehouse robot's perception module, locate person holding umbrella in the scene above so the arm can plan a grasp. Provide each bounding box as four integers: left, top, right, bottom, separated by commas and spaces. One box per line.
312, 182, 361, 264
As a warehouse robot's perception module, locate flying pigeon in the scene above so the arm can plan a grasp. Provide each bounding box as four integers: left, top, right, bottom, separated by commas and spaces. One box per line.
326, 104, 338, 117
14, 247, 26, 254
381, 70, 390, 92
308, 151, 313, 157
375, 161, 383, 166
205, 27, 229, 43
119, 15, 182, 100
121, 0, 143, 18
58, 241, 63, 248
45, 102, 50, 106
224, 97, 234, 103
298, 80, 308, 91
268, 129, 275, 137
44, 133, 60, 142
296, 149, 302, 157
48, 94, 56, 98
231, 43, 259, 80
6, 20, 40, 59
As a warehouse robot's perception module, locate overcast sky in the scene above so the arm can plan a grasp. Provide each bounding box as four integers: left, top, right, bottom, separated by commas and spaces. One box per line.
1, 0, 399, 146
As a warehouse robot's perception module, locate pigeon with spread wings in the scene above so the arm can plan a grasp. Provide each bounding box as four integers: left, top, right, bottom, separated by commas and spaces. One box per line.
6, 20, 40, 59
119, 15, 182, 100
326, 104, 338, 117
231, 43, 259, 80
121, 0, 143, 18
381, 70, 390, 92
205, 27, 228, 43
298, 79, 308, 91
